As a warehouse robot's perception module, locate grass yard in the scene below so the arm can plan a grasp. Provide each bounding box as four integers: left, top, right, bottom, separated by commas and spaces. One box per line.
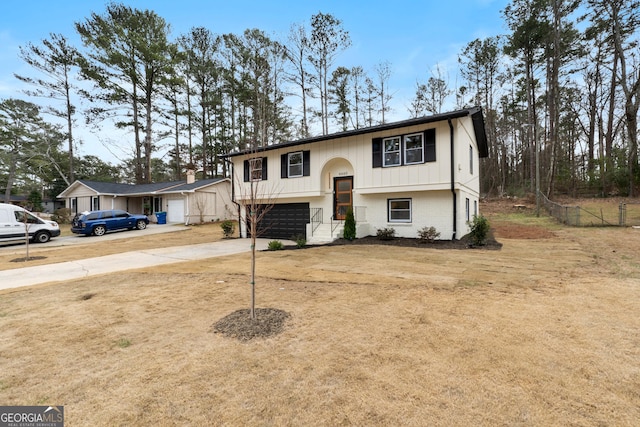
1, 200, 639, 425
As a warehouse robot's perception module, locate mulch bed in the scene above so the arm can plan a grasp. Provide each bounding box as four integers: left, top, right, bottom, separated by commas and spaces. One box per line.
212, 308, 291, 341
326, 232, 502, 250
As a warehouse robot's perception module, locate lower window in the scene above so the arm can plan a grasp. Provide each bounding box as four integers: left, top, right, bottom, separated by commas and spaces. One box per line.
388, 198, 412, 222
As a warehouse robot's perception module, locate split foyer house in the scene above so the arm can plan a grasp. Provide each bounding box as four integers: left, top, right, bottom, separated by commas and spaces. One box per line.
225, 107, 488, 243
58, 173, 233, 224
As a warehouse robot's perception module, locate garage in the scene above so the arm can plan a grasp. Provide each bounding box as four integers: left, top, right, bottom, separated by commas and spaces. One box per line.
253, 203, 310, 240
167, 199, 185, 223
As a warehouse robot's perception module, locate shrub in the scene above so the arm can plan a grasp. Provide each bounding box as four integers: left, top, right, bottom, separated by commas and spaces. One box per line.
418, 226, 440, 243
292, 234, 306, 248
220, 220, 236, 238
51, 208, 73, 224
376, 227, 396, 240
468, 214, 490, 246
343, 207, 356, 240
267, 240, 284, 251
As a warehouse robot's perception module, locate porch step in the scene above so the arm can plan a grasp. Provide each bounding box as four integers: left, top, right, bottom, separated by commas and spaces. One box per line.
308, 223, 343, 244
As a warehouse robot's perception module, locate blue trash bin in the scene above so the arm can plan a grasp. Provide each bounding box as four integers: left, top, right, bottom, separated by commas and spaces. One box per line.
156, 212, 167, 224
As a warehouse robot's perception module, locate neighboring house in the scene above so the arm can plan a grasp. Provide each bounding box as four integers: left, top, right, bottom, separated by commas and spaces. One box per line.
58, 173, 234, 224
0, 195, 64, 213
225, 107, 488, 242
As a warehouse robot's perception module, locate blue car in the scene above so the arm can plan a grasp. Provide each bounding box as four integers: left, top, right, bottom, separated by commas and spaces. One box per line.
71, 209, 149, 236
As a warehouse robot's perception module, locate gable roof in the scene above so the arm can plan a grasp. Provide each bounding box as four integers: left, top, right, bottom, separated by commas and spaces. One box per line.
224, 106, 488, 158
158, 178, 229, 193
58, 178, 227, 198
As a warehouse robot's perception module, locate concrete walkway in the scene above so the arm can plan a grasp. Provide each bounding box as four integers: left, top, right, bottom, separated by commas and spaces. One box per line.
0, 238, 274, 291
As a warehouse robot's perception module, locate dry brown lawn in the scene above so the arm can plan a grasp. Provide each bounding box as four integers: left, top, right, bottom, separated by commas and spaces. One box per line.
1, 201, 639, 426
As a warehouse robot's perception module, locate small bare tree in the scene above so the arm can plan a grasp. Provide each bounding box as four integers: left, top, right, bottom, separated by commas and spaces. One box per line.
232, 156, 280, 320
194, 193, 208, 223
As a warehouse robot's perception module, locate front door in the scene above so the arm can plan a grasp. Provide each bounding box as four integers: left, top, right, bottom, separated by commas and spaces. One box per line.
334, 176, 353, 220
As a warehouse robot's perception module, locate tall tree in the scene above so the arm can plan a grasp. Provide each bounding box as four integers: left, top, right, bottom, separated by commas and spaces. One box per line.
543, 0, 582, 197
592, 0, 640, 196
285, 22, 315, 138
459, 36, 505, 194
375, 60, 393, 124
409, 65, 453, 117
349, 65, 366, 129
308, 12, 351, 134
76, 3, 173, 183
328, 66, 351, 131
504, 0, 549, 193
0, 99, 52, 202
181, 27, 221, 177
15, 33, 79, 185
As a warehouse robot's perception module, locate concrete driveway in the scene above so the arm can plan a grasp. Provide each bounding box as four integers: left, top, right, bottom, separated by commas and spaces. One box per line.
0, 229, 276, 291
0, 223, 190, 251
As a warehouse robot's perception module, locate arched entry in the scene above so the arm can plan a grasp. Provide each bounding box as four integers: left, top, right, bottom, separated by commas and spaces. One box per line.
320, 157, 354, 221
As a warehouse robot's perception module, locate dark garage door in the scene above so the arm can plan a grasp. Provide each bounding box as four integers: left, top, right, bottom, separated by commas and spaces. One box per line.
253, 203, 310, 240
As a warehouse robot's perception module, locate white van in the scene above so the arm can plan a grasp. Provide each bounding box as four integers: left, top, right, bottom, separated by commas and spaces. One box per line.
0, 203, 61, 244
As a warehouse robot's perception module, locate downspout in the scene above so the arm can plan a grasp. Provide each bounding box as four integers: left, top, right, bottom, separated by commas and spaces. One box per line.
448, 119, 457, 240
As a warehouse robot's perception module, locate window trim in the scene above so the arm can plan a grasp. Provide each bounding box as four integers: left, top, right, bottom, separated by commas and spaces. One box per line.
404, 133, 424, 165
382, 136, 401, 167
388, 198, 412, 223
288, 151, 303, 178
250, 158, 263, 181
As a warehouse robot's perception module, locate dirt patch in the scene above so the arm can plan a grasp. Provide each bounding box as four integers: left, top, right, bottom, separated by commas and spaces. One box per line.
491, 221, 555, 239
9, 256, 47, 263
213, 308, 291, 341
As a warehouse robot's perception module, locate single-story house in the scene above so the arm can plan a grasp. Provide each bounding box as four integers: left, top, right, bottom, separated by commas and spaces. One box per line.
58, 173, 234, 224
224, 107, 488, 242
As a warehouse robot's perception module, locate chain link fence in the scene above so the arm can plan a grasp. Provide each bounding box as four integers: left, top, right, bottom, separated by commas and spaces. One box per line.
539, 192, 640, 227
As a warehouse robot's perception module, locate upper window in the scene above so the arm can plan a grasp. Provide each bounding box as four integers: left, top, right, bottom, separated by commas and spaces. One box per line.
250, 158, 263, 181
404, 133, 424, 165
373, 128, 435, 168
243, 157, 268, 182
470, 145, 474, 175
383, 137, 401, 167
388, 198, 412, 223
281, 150, 310, 178
288, 152, 303, 177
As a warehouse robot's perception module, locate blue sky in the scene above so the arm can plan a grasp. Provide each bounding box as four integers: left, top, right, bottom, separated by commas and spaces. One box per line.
0, 0, 508, 163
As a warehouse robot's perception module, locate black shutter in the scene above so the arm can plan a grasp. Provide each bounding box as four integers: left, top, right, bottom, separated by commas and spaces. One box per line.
262, 157, 268, 180
424, 129, 436, 162
303, 150, 310, 176
281, 154, 288, 178
243, 160, 250, 182
372, 138, 382, 168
